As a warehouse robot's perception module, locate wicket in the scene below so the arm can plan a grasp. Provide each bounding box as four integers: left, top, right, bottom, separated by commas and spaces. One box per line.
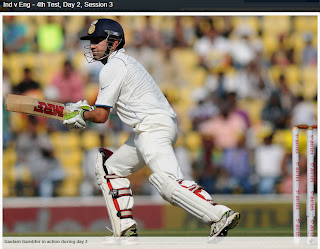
292, 124, 317, 243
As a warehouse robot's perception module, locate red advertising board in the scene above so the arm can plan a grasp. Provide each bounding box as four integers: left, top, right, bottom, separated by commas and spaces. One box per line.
3, 199, 164, 233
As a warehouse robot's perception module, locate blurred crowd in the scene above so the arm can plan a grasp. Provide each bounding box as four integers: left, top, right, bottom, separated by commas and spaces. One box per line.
2, 15, 317, 197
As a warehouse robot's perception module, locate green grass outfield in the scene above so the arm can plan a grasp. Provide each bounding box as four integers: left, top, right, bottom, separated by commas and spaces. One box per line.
3, 227, 317, 237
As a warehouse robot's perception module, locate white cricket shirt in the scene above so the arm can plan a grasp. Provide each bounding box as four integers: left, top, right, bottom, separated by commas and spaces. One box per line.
95, 49, 176, 127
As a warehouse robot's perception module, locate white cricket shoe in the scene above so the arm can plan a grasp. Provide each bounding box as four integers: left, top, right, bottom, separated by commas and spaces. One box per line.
121, 223, 138, 237
209, 210, 240, 237
103, 224, 138, 245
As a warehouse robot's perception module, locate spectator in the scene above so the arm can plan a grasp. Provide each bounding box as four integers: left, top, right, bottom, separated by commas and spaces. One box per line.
126, 22, 164, 82
193, 135, 218, 194
3, 16, 31, 53
36, 16, 65, 53
229, 26, 255, 68
226, 92, 250, 128
174, 17, 193, 47
139, 16, 165, 49
221, 133, 253, 193
254, 133, 285, 194
64, 16, 84, 54
243, 58, 273, 100
37, 145, 66, 197
199, 102, 247, 149
13, 157, 34, 196
193, 26, 230, 69
214, 168, 234, 194
158, 47, 187, 87
232, 53, 273, 100
261, 91, 288, 129
291, 95, 316, 127
204, 71, 228, 102
13, 68, 41, 95
302, 33, 317, 66
15, 117, 65, 196
2, 16, 318, 199
80, 57, 104, 85
168, 16, 195, 48
279, 154, 308, 194
80, 134, 104, 196
46, 60, 85, 103
175, 136, 193, 181
275, 74, 295, 114
189, 87, 219, 131
270, 33, 294, 66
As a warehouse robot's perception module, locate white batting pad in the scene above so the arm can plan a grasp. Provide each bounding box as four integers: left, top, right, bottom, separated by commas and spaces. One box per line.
149, 173, 230, 225
95, 150, 136, 236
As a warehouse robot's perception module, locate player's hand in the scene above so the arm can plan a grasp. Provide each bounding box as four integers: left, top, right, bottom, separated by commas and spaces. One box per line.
63, 108, 88, 130
63, 100, 94, 130
65, 100, 91, 113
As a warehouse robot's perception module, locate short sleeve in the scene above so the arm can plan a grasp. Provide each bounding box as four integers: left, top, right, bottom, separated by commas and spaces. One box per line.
95, 61, 126, 108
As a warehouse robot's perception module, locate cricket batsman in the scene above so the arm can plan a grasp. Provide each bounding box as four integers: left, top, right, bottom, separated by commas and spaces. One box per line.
63, 18, 240, 238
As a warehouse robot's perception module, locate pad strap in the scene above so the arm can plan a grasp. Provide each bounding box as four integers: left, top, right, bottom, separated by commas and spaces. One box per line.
106, 180, 133, 220
104, 174, 123, 179
109, 188, 132, 198
117, 209, 133, 219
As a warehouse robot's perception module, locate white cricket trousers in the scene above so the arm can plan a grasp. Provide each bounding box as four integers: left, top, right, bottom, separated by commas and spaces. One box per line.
102, 114, 230, 233
105, 114, 184, 178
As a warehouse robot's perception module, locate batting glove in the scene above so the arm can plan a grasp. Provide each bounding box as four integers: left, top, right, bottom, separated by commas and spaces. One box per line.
65, 100, 91, 113
63, 108, 88, 130
63, 101, 94, 130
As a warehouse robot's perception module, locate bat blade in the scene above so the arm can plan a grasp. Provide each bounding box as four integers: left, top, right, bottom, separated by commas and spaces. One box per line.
5, 94, 68, 121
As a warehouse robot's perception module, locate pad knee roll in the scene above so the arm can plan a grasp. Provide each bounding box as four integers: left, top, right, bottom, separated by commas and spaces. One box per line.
149, 173, 230, 225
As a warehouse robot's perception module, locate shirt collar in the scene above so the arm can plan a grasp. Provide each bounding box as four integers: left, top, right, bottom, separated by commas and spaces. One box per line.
109, 48, 125, 60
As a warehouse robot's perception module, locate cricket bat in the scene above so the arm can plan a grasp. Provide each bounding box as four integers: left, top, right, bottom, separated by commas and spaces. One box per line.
5, 94, 69, 121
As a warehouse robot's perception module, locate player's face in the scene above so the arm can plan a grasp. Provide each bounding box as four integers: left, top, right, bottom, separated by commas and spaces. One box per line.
90, 38, 108, 60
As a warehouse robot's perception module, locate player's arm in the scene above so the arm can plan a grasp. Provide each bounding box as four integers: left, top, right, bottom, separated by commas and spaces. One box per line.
83, 106, 110, 123
63, 101, 110, 129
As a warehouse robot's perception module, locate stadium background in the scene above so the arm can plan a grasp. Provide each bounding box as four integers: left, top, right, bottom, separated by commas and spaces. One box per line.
2, 15, 318, 236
